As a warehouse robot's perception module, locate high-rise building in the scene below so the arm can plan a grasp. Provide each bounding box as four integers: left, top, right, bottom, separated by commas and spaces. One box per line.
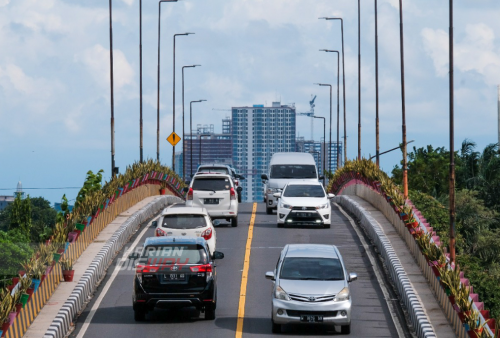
295, 138, 343, 175
183, 122, 232, 180
232, 102, 296, 202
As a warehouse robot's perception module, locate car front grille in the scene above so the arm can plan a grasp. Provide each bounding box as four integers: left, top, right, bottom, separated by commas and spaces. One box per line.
291, 206, 316, 211
286, 310, 338, 317
289, 293, 336, 302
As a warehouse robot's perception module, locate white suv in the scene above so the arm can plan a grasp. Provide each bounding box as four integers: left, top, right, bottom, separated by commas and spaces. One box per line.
185, 173, 239, 227
153, 205, 217, 256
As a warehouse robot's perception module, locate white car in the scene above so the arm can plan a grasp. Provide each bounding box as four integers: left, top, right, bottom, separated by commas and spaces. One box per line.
185, 173, 239, 227
275, 181, 334, 228
153, 205, 216, 256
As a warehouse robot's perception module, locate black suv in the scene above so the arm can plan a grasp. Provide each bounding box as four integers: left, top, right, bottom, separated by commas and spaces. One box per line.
129, 237, 224, 321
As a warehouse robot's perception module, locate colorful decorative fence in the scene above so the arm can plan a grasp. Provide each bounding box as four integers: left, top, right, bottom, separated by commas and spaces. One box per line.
331, 172, 495, 337
3, 171, 184, 338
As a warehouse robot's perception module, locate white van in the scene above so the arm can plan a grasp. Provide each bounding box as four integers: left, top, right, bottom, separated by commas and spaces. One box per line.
261, 152, 322, 214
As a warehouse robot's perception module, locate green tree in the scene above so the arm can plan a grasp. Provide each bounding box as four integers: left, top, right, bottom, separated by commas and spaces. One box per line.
0, 229, 33, 279
9, 194, 32, 233
456, 139, 480, 190
30, 197, 58, 242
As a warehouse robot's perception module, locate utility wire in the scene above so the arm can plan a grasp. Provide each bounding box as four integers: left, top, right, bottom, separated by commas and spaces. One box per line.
0, 187, 81, 190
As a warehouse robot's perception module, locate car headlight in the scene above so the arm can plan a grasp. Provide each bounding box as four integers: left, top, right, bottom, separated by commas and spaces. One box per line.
267, 188, 281, 194
281, 203, 292, 209
335, 287, 350, 302
275, 285, 290, 301
316, 203, 329, 209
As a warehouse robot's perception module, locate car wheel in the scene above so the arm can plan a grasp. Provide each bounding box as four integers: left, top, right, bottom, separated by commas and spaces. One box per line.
205, 304, 216, 320
266, 207, 273, 215
271, 320, 281, 333
324, 223, 331, 229
134, 308, 146, 322
231, 216, 238, 227
277, 223, 284, 228
340, 324, 351, 334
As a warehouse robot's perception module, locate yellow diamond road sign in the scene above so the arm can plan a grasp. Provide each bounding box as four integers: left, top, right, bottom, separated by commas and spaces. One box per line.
167, 132, 181, 146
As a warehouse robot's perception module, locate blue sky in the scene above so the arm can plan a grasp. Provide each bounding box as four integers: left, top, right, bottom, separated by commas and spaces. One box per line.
0, 0, 499, 204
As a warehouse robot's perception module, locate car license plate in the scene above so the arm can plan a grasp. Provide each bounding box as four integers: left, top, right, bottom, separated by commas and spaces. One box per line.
164, 273, 186, 281
204, 198, 219, 205
300, 315, 323, 323
297, 212, 311, 217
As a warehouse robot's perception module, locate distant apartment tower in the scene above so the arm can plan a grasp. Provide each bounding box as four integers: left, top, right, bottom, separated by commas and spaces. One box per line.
183, 121, 233, 179
232, 102, 296, 202
295, 137, 343, 175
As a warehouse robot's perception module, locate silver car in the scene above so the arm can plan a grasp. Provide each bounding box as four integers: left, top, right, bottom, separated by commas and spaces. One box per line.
265, 244, 357, 334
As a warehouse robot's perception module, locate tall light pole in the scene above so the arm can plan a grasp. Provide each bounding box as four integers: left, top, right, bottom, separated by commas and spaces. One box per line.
173, 32, 194, 171
375, 1, 380, 167
313, 116, 326, 186
189, 99, 207, 178
398, 0, 408, 200
139, 0, 143, 162
358, 0, 362, 161
156, 0, 178, 162
182, 65, 201, 180
320, 17, 347, 164
318, 48, 340, 169
108, 0, 116, 177
315, 83, 333, 173
449, 0, 456, 265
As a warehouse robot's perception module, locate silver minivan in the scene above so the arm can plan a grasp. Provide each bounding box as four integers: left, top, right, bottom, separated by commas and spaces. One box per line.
265, 244, 357, 334
261, 152, 323, 214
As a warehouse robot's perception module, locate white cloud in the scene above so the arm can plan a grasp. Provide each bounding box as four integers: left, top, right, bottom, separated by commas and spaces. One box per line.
421, 28, 449, 77
0, 0, 10, 7
76, 44, 135, 92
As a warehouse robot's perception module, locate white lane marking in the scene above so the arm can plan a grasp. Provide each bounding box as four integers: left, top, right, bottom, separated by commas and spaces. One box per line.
76, 215, 160, 337
334, 202, 405, 338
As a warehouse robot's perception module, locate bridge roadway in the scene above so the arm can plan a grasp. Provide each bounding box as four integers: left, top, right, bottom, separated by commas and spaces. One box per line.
70, 202, 405, 337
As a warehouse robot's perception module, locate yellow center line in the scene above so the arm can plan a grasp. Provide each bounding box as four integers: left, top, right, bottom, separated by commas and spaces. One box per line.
235, 202, 257, 338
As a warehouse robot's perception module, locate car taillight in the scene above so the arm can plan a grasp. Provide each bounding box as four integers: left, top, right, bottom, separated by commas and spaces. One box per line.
234, 179, 239, 187
201, 228, 212, 240
230, 187, 236, 200
135, 265, 159, 283
190, 264, 213, 273
156, 228, 167, 237
187, 188, 193, 200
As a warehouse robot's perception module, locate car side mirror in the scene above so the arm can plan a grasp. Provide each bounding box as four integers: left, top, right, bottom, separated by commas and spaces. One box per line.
213, 251, 224, 260
128, 253, 140, 260
261, 174, 268, 180
183, 187, 189, 192
319, 175, 324, 180
239, 175, 245, 180
152, 220, 158, 227
237, 187, 243, 192
327, 193, 335, 199
184, 180, 190, 185
273, 192, 281, 198
348, 272, 358, 282
265, 271, 275, 280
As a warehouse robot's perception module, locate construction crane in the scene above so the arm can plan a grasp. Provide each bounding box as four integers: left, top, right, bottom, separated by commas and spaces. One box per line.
296, 95, 317, 140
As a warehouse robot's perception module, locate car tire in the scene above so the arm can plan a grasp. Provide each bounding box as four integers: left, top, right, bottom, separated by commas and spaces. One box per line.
231, 216, 238, 227
277, 223, 284, 228
340, 324, 351, 334
271, 320, 281, 333
134, 308, 146, 322
266, 207, 273, 215
324, 223, 331, 229
205, 304, 216, 320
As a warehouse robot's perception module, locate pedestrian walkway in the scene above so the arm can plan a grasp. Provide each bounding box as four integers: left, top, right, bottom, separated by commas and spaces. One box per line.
348, 195, 456, 338
24, 196, 159, 338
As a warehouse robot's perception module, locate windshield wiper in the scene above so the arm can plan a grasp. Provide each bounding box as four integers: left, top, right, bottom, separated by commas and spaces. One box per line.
195, 188, 217, 193
298, 277, 322, 280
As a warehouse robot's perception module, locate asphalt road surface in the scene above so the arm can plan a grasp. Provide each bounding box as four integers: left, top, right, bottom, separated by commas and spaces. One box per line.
70, 202, 404, 338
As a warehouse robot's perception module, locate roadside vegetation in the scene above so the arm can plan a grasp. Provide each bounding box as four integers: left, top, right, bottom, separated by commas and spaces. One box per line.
392, 140, 500, 317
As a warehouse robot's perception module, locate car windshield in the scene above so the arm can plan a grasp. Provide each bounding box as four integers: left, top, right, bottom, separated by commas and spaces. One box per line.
283, 185, 325, 198
192, 177, 231, 191
198, 167, 229, 175
141, 244, 208, 265
280, 257, 344, 281
270, 165, 317, 179
161, 214, 207, 229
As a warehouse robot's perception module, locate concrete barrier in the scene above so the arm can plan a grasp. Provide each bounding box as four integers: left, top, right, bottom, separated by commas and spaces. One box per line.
335, 194, 437, 338
43, 195, 182, 338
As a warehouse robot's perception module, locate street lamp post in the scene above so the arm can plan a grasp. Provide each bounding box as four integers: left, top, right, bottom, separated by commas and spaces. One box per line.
375, 1, 380, 167
108, 0, 116, 177
156, 0, 178, 162
189, 100, 207, 178
313, 116, 326, 186
173, 32, 194, 171
182, 65, 200, 180
358, 0, 362, 160
320, 17, 347, 164
449, 0, 456, 265
398, 0, 408, 200
315, 83, 332, 173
